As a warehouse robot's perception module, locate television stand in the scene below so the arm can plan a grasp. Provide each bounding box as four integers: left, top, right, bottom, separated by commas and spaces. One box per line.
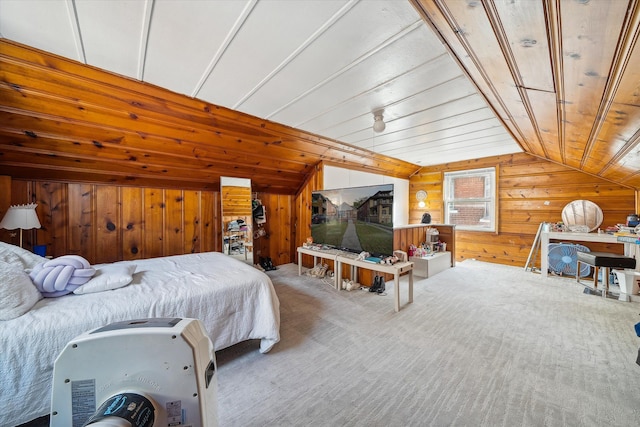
297, 246, 414, 312
297, 246, 341, 288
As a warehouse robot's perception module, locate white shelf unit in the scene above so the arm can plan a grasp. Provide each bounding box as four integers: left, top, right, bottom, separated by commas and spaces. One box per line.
410, 251, 451, 278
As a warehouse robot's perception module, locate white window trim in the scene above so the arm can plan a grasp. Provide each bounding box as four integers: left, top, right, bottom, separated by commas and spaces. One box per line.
444, 167, 496, 232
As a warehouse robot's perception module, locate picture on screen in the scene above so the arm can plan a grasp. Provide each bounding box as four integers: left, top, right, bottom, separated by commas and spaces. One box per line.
311, 184, 394, 256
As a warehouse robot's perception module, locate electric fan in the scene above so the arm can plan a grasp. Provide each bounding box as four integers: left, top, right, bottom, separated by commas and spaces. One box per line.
547, 243, 591, 277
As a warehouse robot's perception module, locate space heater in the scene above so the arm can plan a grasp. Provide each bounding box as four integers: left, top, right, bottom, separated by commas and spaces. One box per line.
50, 318, 217, 427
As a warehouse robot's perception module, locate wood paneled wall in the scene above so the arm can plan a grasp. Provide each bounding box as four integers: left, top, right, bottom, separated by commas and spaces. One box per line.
293, 164, 324, 265
3, 177, 298, 266
410, 153, 637, 267
394, 224, 455, 265
221, 186, 252, 217
409, 170, 443, 225
9, 180, 222, 263
253, 192, 295, 266
6, 151, 636, 271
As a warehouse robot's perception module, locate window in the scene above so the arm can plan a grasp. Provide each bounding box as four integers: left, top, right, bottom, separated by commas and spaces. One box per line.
444, 167, 496, 231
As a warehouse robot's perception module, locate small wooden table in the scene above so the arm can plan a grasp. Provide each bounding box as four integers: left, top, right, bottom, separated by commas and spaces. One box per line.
336, 254, 414, 312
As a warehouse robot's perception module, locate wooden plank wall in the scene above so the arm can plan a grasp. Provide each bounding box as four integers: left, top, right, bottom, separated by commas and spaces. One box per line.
5, 179, 222, 264
6, 151, 636, 270
221, 186, 252, 217
410, 153, 637, 267
394, 224, 455, 265
0, 175, 15, 243
409, 170, 443, 224
293, 163, 323, 267
294, 164, 324, 251
252, 193, 294, 266
3, 177, 299, 266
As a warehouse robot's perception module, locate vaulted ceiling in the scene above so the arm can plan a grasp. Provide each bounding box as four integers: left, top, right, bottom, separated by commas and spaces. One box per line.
415, 0, 640, 189
1, 0, 639, 193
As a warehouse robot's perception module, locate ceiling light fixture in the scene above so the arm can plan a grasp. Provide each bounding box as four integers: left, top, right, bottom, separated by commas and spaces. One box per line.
372, 111, 385, 133
416, 190, 427, 208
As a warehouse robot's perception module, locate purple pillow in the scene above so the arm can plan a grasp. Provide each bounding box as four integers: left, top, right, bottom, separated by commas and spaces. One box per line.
30, 255, 95, 297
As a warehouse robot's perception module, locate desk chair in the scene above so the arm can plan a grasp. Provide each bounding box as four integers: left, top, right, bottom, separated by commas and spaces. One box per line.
576, 251, 636, 298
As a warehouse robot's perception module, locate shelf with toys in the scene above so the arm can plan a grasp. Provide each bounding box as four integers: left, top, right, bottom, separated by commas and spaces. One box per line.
394, 224, 455, 268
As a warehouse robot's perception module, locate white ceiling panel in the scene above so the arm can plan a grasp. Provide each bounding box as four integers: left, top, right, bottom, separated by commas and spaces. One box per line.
270, 23, 442, 130
331, 76, 479, 142
345, 105, 497, 151
196, 0, 350, 111
238, 1, 430, 119
340, 94, 492, 146
380, 119, 507, 154
406, 135, 520, 162
299, 53, 461, 135
76, 0, 147, 78
0, 0, 81, 61
143, 0, 250, 96
0, 0, 524, 169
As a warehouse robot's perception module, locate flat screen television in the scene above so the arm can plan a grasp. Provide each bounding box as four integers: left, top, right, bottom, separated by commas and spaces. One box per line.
311, 184, 394, 256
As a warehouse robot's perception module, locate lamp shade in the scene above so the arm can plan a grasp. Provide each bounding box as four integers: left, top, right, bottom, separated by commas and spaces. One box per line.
0, 204, 41, 230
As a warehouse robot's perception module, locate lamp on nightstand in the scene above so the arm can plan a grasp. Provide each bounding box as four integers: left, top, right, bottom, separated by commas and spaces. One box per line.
0, 203, 41, 248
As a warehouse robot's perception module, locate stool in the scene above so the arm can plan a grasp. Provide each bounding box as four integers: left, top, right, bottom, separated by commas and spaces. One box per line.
576, 251, 636, 298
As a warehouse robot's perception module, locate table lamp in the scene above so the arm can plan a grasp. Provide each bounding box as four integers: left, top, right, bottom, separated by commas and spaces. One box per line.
0, 203, 42, 248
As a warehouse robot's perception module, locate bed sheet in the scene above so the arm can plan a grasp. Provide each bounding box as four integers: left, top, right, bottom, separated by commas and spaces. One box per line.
0, 251, 280, 426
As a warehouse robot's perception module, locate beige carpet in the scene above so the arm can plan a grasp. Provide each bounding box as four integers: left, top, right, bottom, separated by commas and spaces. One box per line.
216, 260, 640, 427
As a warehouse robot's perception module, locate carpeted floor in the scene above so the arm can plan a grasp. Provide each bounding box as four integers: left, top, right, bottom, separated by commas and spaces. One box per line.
215, 260, 640, 427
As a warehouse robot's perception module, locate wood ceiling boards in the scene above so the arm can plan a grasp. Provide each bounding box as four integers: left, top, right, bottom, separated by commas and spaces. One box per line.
412, 0, 640, 189
0, 40, 418, 194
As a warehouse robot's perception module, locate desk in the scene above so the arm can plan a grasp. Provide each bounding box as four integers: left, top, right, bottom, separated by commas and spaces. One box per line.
336, 254, 414, 312
297, 246, 340, 288
617, 234, 640, 267
540, 231, 629, 277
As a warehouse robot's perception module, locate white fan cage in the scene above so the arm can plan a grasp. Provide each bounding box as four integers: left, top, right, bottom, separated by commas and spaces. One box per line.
547, 243, 591, 277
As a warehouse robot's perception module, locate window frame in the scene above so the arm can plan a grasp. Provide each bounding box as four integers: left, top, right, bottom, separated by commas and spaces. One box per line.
443, 167, 497, 232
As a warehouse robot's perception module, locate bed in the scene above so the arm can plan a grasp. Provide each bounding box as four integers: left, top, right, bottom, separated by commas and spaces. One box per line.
0, 242, 280, 426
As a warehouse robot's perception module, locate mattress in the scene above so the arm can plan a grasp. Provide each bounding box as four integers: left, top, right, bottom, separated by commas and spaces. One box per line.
0, 251, 280, 426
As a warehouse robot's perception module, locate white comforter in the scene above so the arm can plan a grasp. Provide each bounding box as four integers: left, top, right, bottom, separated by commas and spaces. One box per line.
0, 251, 280, 426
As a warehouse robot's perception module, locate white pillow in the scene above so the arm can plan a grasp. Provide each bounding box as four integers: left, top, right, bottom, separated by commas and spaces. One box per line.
74, 264, 136, 295
0, 242, 47, 270
0, 261, 42, 320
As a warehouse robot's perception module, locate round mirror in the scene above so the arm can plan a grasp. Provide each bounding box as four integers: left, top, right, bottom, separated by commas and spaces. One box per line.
561, 200, 603, 232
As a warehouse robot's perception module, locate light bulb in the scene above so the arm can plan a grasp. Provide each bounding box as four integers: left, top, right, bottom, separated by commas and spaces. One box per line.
373, 114, 385, 132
